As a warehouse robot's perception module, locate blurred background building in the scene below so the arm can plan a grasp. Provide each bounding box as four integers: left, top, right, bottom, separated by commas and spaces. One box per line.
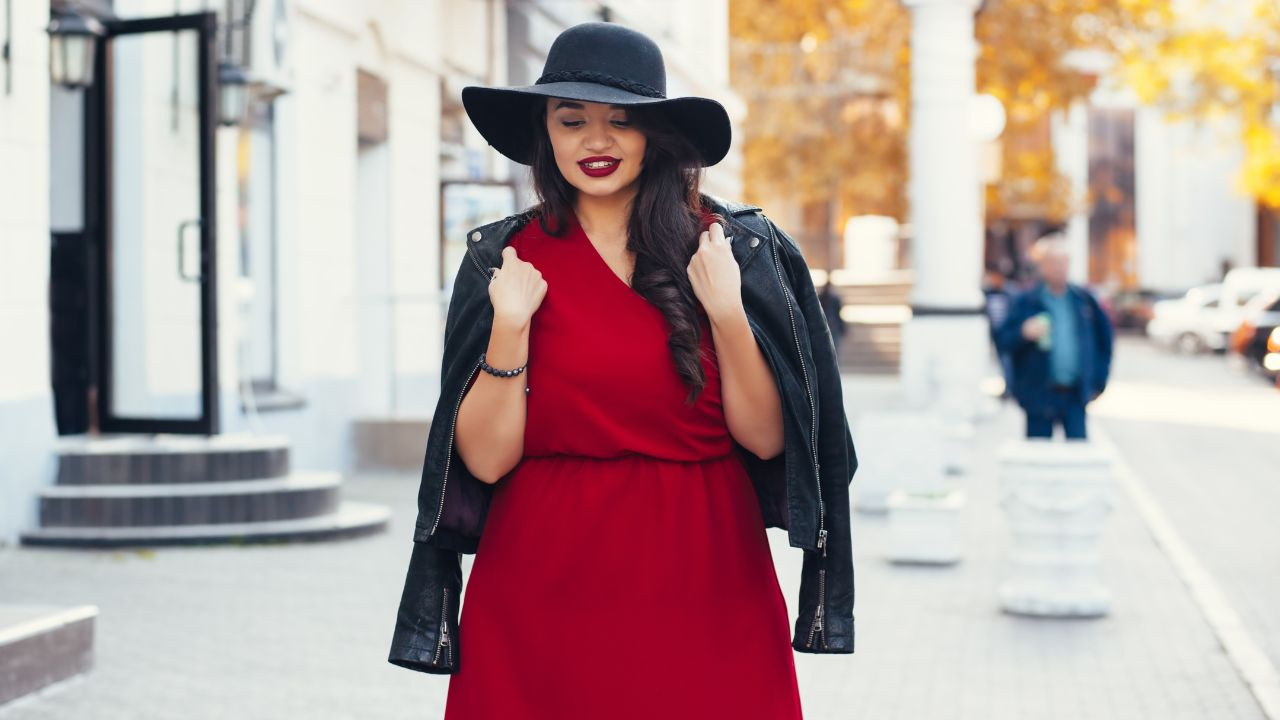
0, 0, 742, 546
727, 0, 1280, 374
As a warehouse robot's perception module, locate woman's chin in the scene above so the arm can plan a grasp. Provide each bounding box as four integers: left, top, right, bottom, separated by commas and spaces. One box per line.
571, 176, 640, 199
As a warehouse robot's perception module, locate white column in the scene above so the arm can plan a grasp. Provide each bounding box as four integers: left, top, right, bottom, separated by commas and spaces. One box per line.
903, 0, 984, 311
899, 0, 989, 442
1053, 101, 1090, 285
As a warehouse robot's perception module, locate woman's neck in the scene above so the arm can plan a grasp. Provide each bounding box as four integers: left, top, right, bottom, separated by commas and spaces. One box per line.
574, 189, 635, 245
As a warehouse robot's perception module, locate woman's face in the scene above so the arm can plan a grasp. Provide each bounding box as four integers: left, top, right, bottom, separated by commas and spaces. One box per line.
545, 98, 646, 200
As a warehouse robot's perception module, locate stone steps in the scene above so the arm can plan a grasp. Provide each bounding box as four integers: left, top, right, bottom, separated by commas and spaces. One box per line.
841, 321, 904, 374
833, 280, 911, 375
54, 434, 290, 485
21, 434, 389, 548
20, 501, 389, 547
0, 605, 97, 707
36, 472, 342, 528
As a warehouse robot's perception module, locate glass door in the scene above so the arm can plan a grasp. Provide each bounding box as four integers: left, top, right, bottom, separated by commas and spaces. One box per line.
95, 12, 219, 434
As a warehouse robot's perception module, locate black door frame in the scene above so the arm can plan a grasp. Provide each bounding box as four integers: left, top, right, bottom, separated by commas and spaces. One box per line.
91, 11, 220, 435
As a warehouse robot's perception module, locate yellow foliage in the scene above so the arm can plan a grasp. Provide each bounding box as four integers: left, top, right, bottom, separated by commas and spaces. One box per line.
1243, 124, 1280, 208
729, 0, 1169, 223
1117, 0, 1280, 206
729, 0, 910, 218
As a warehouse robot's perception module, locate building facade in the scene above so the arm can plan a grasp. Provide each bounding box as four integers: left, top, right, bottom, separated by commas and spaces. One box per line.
0, 0, 743, 545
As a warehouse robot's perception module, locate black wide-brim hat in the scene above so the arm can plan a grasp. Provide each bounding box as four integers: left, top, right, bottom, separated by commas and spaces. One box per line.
462, 22, 731, 167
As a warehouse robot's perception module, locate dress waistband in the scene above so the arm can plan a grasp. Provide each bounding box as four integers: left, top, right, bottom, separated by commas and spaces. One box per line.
519, 450, 737, 464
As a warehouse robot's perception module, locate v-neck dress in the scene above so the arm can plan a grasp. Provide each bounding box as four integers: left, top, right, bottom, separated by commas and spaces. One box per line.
442, 210, 804, 720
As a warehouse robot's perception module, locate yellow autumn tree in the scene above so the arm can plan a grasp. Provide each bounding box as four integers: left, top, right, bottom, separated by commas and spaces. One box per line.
1117, 0, 1280, 207
729, 1, 909, 219
728, 0, 1171, 222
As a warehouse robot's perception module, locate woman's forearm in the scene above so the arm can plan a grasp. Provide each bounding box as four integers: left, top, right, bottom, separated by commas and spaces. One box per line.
454, 317, 531, 484
708, 308, 785, 459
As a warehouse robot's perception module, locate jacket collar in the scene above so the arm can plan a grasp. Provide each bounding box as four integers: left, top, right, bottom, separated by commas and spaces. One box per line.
462, 193, 769, 271
1033, 280, 1082, 305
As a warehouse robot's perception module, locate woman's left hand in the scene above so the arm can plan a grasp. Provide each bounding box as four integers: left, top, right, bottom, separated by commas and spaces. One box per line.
687, 222, 743, 323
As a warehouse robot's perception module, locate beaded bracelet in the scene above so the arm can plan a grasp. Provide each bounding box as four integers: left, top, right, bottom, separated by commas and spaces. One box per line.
479, 351, 527, 378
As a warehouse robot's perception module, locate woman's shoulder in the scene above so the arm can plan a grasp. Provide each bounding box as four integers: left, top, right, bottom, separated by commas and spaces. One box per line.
698, 193, 777, 240
699, 193, 765, 221
500, 205, 577, 256
472, 205, 542, 253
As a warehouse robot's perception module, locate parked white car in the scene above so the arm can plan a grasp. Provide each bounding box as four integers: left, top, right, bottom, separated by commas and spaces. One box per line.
1147, 284, 1226, 353
1148, 269, 1280, 354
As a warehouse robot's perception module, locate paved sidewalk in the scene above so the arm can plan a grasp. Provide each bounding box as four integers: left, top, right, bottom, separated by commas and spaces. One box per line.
0, 374, 1267, 719
799, 376, 1266, 720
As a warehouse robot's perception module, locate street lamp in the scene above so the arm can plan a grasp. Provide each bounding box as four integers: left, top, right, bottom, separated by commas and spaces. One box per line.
218, 60, 249, 126
971, 93, 1006, 186
46, 10, 105, 90
970, 93, 1006, 142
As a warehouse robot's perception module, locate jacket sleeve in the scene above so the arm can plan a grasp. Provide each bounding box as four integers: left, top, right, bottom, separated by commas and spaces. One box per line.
1089, 290, 1113, 395
994, 291, 1034, 356
387, 247, 488, 676
388, 542, 463, 674
769, 218, 856, 654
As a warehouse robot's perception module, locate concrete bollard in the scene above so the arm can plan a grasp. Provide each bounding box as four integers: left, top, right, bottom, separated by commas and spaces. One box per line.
886, 488, 965, 564
997, 438, 1116, 617
852, 410, 946, 514
941, 420, 975, 476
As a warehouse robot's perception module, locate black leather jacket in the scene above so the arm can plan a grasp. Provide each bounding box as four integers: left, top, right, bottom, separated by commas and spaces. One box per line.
389, 194, 857, 675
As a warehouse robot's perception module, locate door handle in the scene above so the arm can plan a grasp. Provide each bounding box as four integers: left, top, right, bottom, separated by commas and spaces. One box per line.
178, 218, 203, 282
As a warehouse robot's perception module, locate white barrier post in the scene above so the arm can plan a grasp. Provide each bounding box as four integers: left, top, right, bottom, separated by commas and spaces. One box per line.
997, 438, 1116, 616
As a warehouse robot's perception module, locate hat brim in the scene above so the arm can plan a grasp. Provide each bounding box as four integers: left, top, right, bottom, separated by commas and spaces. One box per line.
461, 82, 731, 167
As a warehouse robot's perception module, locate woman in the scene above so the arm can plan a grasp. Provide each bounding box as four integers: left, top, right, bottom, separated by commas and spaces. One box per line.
389, 22, 856, 719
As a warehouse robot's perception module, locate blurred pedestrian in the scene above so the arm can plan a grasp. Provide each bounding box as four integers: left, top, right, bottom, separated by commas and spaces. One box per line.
982, 264, 1014, 399
995, 234, 1114, 439
818, 275, 848, 353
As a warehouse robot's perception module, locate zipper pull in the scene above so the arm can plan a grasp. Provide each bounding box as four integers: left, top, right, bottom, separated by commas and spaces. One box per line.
813, 602, 825, 632
817, 528, 828, 557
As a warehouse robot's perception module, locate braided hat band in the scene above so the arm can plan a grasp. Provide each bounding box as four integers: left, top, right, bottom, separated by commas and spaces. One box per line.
535, 70, 665, 100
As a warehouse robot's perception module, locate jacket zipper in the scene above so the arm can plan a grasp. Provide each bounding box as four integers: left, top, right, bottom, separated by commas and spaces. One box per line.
426, 247, 492, 539
766, 224, 828, 649
433, 586, 453, 666
808, 534, 828, 648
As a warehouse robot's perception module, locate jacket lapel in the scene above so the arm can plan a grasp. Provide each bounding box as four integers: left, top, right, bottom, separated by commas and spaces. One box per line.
463, 196, 771, 273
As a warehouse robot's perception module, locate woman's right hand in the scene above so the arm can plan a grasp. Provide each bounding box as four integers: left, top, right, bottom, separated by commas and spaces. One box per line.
488, 245, 548, 328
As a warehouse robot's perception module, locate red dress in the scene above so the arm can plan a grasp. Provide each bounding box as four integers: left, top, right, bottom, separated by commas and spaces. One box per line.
443, 209, 804, 719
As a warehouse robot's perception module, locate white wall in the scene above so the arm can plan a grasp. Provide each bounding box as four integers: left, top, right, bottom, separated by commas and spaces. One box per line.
224, 0, 486, 465
0, 0, 54, 544
0, 2, 51, 408
1051, 79, 1257, 294
1135, 109, 1256, 291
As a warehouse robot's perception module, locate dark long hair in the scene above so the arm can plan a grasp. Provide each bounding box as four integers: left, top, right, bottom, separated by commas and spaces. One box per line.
528, 100, 724, 404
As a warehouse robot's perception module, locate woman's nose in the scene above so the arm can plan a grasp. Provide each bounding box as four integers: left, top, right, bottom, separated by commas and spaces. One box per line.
583, 124, 612, 151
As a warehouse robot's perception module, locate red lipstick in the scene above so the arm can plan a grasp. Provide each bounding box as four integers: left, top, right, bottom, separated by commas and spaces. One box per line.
577, 156, 621, 177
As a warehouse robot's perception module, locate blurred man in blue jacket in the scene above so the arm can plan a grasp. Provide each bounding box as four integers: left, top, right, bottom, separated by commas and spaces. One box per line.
995, 235, 1114, 439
